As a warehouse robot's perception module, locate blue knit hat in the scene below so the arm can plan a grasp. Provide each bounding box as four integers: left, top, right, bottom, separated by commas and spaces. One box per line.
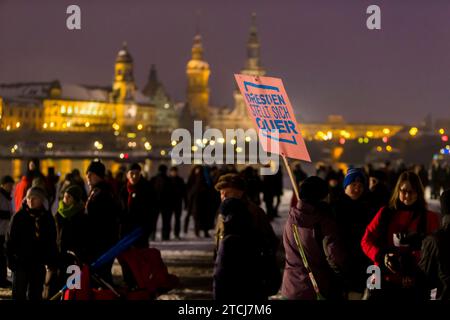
343, 168, 366, 190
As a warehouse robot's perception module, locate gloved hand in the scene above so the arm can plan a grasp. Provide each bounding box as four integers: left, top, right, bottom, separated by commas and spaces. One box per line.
384, 253, 401, 274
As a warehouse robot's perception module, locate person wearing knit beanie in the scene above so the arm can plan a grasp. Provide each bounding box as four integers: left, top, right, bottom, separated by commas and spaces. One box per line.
86, 160, 106, 189
64, 185, 83, 203
86, 160, 105, 179
299, 176, 329, 204
25, 186, 49, 211
343, 168, 366, 200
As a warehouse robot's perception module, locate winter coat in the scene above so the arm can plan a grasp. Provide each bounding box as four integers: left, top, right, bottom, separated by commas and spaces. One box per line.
55, 203, 87, 260
361, 205, 441, 290
0, 188, 13, 236
281, 201, 347, 300
213, 198, 266, 300
13, 176, 32, 213
150, 173, 173, 212
169, 175, 186, 209
119, 178, 154, 243
187, 174, 216, 231
262, 174, 278, 200
418, 215, 450, 300
214, 234, 266, 300
85, 180, 120, 262
215, 196, 279, 256
333, 194, 374, 292
362, 206, 441, 264
6, 205, 57, 270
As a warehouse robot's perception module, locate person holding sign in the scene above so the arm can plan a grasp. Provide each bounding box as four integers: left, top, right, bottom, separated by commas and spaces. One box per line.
281, 177, 347, 300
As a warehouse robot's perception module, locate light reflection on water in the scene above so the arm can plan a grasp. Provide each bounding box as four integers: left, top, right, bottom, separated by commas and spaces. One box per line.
0, 158, 196, 182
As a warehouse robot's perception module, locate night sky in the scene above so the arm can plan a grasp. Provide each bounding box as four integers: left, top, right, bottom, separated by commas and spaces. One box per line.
1, 0, 450, 124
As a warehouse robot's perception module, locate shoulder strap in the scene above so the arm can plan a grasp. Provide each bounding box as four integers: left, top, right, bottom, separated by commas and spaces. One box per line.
292, 224, 324, 300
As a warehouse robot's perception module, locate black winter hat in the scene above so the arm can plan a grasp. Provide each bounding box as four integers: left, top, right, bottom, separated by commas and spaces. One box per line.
299, 176, 329, 203
158, 164, 168, 174
128, 163, 142, 172
86, 160, 105, 178
65, 185, 83, 203
440, 189, 450, 216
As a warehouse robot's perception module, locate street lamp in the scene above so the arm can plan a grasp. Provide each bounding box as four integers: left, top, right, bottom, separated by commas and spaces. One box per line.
409, 127, 418, 137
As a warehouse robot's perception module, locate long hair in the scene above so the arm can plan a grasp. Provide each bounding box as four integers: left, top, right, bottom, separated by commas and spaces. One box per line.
389, 171, 427, 213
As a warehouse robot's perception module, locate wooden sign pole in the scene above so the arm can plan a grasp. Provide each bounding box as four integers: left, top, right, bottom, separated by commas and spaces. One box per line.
281, 154, 299, 201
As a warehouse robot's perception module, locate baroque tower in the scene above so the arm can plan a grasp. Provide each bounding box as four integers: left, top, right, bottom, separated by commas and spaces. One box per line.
233, 13, 266, 119
112, 42, 136, 102
242, 13, 266, 77
186, 33, 210, 121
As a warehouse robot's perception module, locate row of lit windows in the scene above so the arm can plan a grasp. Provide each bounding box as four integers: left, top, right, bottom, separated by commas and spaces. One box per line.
4, 108, 42, 119
309, 128, 395, 141
58, 105, 107, 116
41, 120, 115, 129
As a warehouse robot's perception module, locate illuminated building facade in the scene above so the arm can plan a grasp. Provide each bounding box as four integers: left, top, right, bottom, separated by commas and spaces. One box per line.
0, 43, 178, 138
0, 14, 411, 165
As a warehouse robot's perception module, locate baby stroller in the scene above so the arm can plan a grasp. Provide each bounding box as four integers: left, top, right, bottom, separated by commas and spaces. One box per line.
52, 228, 179, 300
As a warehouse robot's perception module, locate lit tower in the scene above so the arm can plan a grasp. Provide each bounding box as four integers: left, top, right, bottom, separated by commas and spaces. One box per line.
233, 13, 266, 119
242, 12, 266, 77
112, 42, 136, 102
186, 33, 210, 120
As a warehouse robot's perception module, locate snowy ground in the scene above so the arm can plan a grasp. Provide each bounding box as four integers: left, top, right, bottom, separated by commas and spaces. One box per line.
0, 187, 441, 300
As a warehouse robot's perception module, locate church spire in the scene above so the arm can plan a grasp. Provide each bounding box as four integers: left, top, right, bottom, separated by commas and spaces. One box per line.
191, 34, 204, 60
143, 64, 160, 98
243, 13, 265, 76
186, 24, 210, 120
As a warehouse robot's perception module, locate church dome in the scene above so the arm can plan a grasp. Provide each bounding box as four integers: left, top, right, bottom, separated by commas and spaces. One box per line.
187, 59, 210, 70
116, 42, 133, 63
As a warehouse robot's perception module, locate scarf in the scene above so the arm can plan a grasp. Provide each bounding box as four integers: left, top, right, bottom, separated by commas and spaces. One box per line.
127, 181, 138, 208
57, 200, 82, 220
28, 207, 45, 239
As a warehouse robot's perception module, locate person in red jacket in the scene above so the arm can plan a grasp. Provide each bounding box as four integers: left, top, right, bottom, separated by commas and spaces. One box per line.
14, 158, 44, 212
361, 171, 440, 300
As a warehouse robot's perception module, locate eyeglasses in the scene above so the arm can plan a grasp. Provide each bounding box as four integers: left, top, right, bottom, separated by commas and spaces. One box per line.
399, 189, 416, 195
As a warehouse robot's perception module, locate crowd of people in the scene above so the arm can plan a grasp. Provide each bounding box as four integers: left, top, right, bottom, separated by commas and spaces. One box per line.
0, 157, 449, 301
281, 161, 449, 301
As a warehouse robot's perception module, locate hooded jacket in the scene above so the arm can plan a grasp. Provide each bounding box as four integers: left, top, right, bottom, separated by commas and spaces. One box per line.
281, 200, 347, 300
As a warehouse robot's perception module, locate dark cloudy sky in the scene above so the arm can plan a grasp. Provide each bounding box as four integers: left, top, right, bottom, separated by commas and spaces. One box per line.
1, 0, 450, 125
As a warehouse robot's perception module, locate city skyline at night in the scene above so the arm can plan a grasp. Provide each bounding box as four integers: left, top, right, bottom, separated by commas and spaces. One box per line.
1, 0, 450, 125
